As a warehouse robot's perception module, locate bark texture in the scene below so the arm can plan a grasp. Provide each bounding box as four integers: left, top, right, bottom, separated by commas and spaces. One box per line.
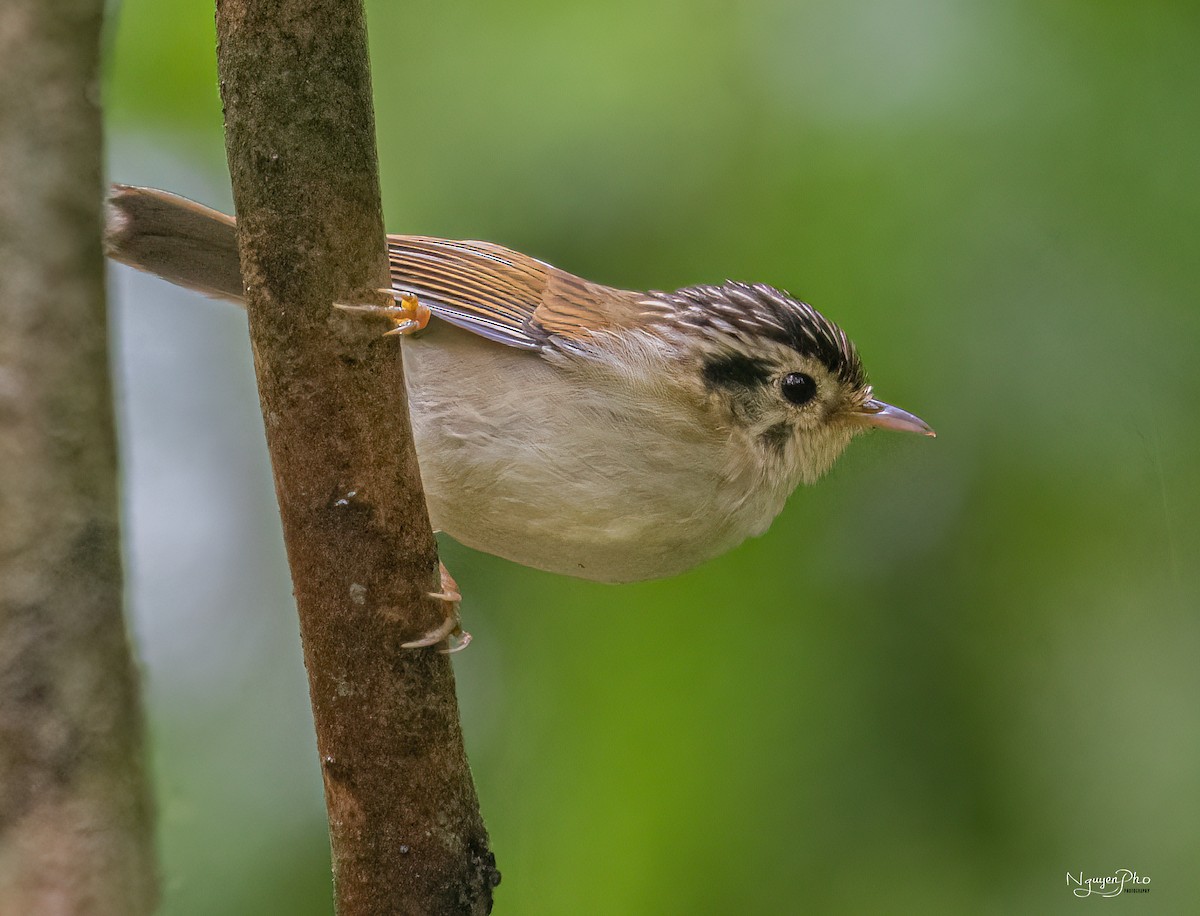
0, 1, 158, 914
213, 2, 497, 913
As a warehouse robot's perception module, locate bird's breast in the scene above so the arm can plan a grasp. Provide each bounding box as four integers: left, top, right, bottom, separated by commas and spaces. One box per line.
399, 323, 784, 582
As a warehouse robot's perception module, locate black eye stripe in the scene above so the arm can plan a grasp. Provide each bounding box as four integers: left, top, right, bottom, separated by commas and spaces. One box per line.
702, 354, 772, 389
781, 372, 817, 406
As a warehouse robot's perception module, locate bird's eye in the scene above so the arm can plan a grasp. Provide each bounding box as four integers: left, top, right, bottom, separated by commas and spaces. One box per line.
780, 372, 817, 406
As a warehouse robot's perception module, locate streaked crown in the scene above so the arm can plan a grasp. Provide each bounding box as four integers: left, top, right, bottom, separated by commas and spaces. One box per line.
646, 281, 866, 389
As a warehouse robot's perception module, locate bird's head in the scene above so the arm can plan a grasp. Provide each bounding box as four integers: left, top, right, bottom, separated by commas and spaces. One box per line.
650, 281, 934, 487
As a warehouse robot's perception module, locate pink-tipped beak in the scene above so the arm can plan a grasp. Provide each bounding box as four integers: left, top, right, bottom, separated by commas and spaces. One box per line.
855, 398, 936, 437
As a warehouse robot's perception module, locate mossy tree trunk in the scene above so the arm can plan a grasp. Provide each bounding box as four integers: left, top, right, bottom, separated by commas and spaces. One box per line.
213, 1, 497, 912
0, 1, 158, 913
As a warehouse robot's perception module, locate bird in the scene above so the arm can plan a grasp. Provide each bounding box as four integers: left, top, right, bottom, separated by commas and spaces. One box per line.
106, 185, 933, 586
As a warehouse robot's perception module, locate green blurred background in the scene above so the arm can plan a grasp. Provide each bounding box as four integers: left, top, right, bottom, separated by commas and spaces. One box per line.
102, 1, 1198, 913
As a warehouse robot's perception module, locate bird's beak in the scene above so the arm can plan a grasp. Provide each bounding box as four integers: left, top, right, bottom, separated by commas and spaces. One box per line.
853, 398, 936, 437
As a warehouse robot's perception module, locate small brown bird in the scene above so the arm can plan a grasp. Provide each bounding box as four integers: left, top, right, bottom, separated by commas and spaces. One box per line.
107, 185, 933, 585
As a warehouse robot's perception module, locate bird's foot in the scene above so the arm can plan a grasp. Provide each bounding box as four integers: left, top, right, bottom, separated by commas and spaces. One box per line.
401, 562, 472, 653
335, 289, 431, 336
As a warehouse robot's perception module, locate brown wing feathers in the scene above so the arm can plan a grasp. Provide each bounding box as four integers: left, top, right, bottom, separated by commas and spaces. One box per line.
388, 236, 649, 351
388, 237, 552, 350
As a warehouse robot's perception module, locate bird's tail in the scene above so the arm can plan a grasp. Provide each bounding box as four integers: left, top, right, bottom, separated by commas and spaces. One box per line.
105, 184, 246, 303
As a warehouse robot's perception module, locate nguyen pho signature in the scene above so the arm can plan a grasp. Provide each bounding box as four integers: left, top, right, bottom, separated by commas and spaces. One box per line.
1067, 869, 1150, 897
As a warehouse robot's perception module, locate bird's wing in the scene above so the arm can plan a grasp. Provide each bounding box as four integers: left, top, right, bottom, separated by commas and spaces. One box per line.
387, 235, 648, 351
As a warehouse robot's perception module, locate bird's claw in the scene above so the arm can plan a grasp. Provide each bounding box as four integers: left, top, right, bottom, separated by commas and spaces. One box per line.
335, 289, 431, 336
400, 562, 471, 653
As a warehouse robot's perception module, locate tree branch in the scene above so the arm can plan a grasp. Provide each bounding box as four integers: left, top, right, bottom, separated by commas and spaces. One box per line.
0, 1, 157, 912
213, 1, 497, 912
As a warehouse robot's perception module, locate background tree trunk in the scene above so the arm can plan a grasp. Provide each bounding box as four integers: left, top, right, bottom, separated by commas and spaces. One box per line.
0, 1, 158, 913
213, 1, 497, 912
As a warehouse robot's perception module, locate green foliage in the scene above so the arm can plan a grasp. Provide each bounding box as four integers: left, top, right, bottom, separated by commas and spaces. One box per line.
106, 1, 1199, 912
